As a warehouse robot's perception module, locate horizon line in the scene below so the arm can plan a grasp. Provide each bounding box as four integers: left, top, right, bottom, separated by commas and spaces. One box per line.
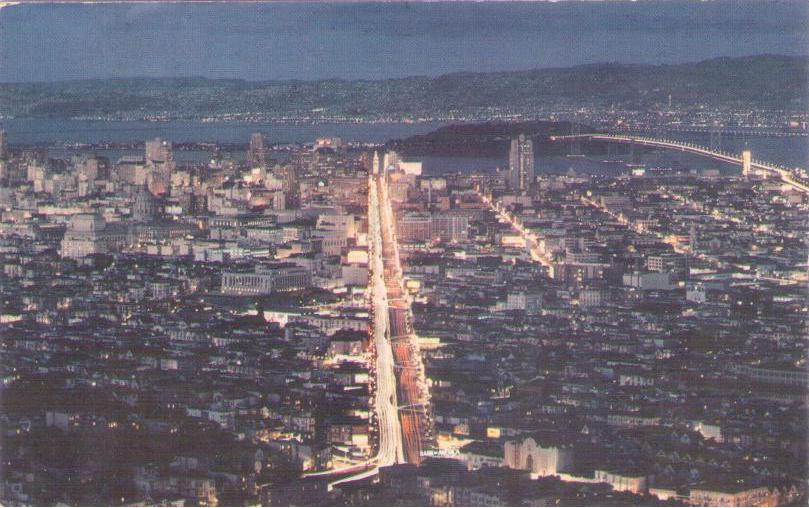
1, 53, 805, 86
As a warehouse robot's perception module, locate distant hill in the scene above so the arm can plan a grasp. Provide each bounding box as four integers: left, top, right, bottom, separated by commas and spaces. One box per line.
0, 55, 806, 121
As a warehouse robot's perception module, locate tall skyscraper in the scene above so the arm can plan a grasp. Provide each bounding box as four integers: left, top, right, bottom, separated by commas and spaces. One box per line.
249, 133, 267, 167
145, 138, 174, 196
509, 134, 534, 192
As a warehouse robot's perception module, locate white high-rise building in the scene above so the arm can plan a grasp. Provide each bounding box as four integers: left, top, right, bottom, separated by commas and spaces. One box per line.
509, 134, 534, 192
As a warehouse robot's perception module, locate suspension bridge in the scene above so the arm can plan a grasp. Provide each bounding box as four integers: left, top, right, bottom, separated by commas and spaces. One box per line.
549, 134, 809, 194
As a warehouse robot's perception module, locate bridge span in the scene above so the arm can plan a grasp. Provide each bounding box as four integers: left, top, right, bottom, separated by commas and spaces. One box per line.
549, 134, 809, 194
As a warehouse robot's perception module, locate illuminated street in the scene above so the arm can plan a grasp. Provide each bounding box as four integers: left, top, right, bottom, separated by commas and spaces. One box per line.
376, 168, 432, 465
367, 170, 406, 468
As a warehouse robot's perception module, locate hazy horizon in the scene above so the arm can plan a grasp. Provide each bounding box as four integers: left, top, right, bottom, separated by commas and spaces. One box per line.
2, 53, 807, 86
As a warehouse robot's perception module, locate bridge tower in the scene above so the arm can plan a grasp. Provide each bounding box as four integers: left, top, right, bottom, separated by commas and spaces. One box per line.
742, 149, 752, 177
